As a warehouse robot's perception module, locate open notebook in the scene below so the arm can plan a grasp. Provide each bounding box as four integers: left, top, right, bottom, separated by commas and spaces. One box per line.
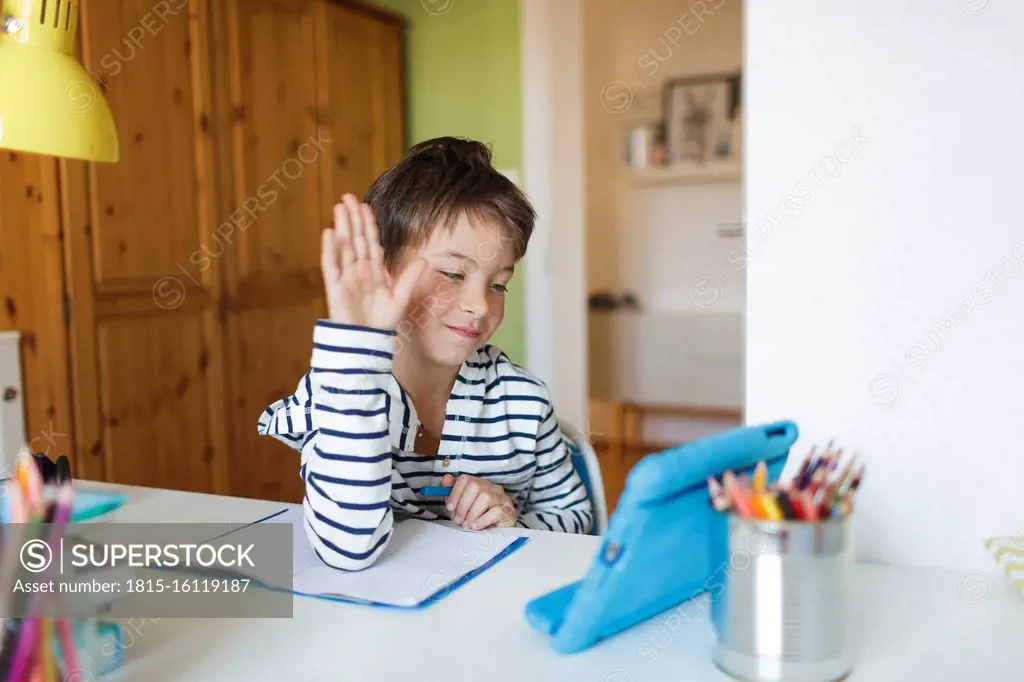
235, 507, 527, 608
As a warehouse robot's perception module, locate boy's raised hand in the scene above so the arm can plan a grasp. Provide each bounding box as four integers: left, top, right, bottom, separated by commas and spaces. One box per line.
321, 194, 427, 330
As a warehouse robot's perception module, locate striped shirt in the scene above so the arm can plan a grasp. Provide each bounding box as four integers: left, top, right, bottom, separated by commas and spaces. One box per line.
258, 320, 594, 571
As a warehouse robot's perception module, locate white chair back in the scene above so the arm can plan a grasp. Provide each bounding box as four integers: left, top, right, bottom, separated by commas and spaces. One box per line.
559, 420, 609, 535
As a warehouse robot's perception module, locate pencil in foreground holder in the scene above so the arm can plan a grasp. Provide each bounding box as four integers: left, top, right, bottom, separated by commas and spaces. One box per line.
0, 451, 124, 681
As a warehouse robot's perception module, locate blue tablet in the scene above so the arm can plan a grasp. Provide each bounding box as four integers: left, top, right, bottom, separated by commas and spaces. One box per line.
524, 420, 798, 654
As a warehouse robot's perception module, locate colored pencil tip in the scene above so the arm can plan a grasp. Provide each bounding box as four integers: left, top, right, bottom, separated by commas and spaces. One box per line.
753, 461, 767, 492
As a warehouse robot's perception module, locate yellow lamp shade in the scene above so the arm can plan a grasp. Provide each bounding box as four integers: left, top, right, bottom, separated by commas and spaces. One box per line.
0, 0, 118, 162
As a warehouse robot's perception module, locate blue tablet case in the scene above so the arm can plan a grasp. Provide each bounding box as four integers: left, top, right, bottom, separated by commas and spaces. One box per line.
524, 420, 798, 654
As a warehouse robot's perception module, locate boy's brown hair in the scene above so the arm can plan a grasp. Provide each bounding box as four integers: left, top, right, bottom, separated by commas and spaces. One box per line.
364, 137, 536, 271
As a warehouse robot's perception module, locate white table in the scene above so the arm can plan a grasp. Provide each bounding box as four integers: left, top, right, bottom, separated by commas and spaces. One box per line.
81, 482, 1024, 682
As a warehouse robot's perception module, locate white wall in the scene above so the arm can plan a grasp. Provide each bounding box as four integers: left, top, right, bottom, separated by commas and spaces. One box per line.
521, 0, 587, 429
583, 0, 744, 436
746, 1, 1024, 572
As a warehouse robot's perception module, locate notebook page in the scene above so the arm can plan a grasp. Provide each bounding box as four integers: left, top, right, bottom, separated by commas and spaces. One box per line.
281, 507, 518, 606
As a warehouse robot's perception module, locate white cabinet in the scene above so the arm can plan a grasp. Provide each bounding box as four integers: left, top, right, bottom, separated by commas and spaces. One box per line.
0, 332, 26, 475
588, 310, 743, 406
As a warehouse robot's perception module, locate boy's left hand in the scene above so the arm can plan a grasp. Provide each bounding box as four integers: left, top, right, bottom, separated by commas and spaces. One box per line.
441, 474, 517, 530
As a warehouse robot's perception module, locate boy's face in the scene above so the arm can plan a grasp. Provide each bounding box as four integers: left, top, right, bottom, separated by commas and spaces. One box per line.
393, 212, 517, 368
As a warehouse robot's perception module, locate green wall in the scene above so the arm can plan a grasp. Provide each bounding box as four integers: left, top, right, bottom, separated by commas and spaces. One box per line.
372, 0, 526, 364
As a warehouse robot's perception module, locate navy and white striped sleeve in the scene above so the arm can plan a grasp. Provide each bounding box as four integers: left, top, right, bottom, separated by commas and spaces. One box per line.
256, 374, 313, 452
518, 404, 594, 534
301, 320, 397, 571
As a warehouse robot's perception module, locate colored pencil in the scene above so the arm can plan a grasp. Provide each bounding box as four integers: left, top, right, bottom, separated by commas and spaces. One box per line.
722, 471, 755, 517
826, 457, 856, 500
54, 457, 71, 486
797, 455, 823, 489
739, 475, 766, 518
791, 447, 815, 486
1, 459, 80, 682
706, 443, 866, 523
43, 484, 74, 553
707, 476, 731, 512
43, 484, 76, 682
15, 454, 33, 511
7, 617, 41, 682
753, 461, 768, 493
801, 489, 819, 521
54, 620, 79, 679
775, 491, 798, 520
807, 467, 827, 498
758, 494, 784, 521
41, 619, 55, 682
786, 486, 807, 519
846, 466, 865, 495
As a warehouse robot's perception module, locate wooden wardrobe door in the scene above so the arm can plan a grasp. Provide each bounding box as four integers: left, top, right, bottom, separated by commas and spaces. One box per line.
0, 154, 74, 466
212, 0, 328, 503
62, 0, 230, 493
212, 0, 406, 503
318, 0, 406, 200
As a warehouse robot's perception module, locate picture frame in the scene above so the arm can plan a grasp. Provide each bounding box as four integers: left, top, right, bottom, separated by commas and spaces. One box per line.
662, 72, 741, 165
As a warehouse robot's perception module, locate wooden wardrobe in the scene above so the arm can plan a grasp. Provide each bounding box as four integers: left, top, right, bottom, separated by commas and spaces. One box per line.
0, 0, 406, 502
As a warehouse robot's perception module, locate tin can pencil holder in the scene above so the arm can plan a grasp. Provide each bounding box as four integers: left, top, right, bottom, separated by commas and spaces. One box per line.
709, 512, 855, 682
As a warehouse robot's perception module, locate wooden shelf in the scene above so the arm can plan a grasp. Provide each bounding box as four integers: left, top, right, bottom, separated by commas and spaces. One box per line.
623, 160, 742, 186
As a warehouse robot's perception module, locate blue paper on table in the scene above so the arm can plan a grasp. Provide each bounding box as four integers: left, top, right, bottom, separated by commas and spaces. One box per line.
72, 490, 128, 522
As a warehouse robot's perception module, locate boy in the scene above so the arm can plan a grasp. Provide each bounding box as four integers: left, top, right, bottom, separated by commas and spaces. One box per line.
258, 137, 593, 571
